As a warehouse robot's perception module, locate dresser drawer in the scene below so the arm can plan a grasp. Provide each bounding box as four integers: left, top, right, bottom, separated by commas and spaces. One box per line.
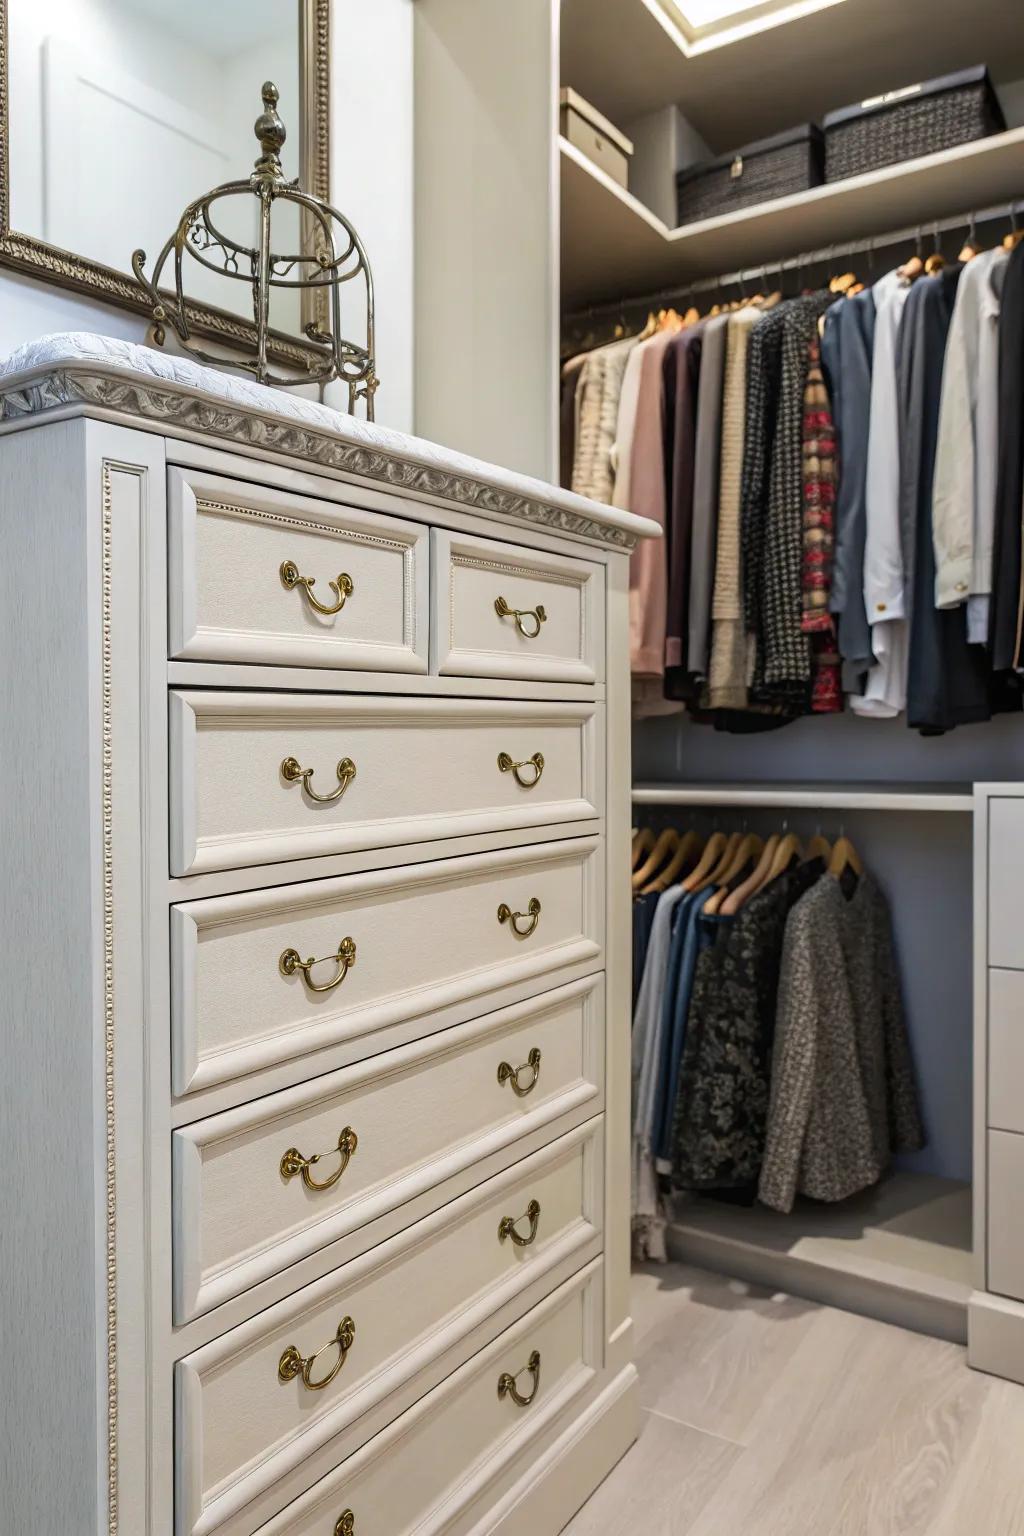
988, 969, 1024, 1133
175, 1129, 603, 1536
167, 468, 429, 672
431, 528, 604, 683
169, 692, 602, 876
249, 1264, 600, 1536
172, 837, 602, 1093
988, 1130, 1024, 1301
173, 977, 603, 1319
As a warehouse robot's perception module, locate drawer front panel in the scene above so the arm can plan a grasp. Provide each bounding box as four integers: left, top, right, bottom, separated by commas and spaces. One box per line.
988, 969, 1024, 1133
431, 529, 604, 683
169, 692, 603, 877
251, 1265, 600, 1536
168, 468, 429, 672
988, 1130, 1024, 1301
175, 1131, 603, 1536
173, 978, 604, 1319
989, 799, 1024, 969
172, 837, 602, 1093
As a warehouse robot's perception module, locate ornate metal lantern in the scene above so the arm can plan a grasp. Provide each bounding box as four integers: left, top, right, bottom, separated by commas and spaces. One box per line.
132, 82, 377, 416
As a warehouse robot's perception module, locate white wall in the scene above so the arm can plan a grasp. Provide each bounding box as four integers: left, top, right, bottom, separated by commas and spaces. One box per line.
0, 0, 417, 435
413, 0, 559, 478
326, 0, 415, 431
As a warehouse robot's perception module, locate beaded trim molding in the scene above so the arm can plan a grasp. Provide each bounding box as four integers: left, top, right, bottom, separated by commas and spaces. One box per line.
0, 366, 639, 551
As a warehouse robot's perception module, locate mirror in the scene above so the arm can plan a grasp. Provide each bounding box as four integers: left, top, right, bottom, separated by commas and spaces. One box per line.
1, 0, 328, 350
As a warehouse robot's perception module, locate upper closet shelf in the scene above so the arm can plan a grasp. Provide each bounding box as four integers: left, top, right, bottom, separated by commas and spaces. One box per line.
561, 126, 1024, 307
632, 783, 974, 812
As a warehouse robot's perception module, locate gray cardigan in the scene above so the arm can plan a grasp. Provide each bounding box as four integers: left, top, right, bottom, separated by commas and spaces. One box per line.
759, 872, 924, 1213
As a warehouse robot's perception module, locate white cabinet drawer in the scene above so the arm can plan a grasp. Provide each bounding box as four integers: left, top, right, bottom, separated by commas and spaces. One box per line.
989, 800, 1024, 969
431, 528, 604, 683
168, 468, 429, 672
169, 692, 602, 876
172, 837, 602, 1093
175, 1129, 603, 1536
173, 977, 603, 1320
250, 1264, 601, 1536
988, 1130, 1024, 1301
989, 969, 1024, 1133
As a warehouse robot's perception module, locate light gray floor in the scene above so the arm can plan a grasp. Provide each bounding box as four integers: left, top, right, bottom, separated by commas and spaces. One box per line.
563, 1262, 1024, 1534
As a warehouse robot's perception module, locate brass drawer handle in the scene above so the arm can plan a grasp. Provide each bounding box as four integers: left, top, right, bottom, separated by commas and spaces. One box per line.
498, 1349, 541, 1407
334, 1515, 355, 1536
498, 1199, 541, 1247
280, 1126, 358, 1191
281, 559, 354, 616
282, 755, 357, 803
497, 750, 544, 788
495, 595, 547, 640
280, 936, 357, 993
498, 897, 541, 938
279, 1315, 356, 1391
497, 1047, 541, 1096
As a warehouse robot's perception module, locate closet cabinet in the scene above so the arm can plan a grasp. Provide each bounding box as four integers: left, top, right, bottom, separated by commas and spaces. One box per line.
0, 333, 656, 1536
973, 784, 1024, 1383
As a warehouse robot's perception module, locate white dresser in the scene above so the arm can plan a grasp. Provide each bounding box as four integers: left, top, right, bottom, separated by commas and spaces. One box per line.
0, 334, 656, 1536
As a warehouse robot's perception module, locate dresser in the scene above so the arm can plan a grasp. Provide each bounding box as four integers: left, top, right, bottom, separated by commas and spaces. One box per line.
0, 334, 657, 1536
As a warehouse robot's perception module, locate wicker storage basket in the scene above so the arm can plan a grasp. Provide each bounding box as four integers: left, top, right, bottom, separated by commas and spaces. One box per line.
824, 65, 1005, 183
675, 125, 823, 227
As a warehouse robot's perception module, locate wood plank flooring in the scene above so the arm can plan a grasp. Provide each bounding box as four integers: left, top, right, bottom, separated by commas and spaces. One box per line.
562, 1263, 1024, 1534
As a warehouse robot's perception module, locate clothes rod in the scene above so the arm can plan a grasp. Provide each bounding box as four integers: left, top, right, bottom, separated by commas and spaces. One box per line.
565, 196, 1024, 323
631, 782, 974, 812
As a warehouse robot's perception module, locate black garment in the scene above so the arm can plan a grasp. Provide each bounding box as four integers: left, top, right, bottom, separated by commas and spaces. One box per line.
901, 270, 1001, 733
740, 305, 788, 640
632, 891, 660, 1011
821, 290, 876, 693
670, 859, 825, 1192
990, 239, 1024, 669
663, 325, 705, 700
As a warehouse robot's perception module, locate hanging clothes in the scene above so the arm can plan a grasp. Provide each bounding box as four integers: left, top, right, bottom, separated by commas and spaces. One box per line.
931, 248, 1008, 637
754, 292, 838, 706
989, 239, 1024, 670
901, 269, 1002, 734
707, 307, 762, 709
822, 288, 877, 699
663, 323, 705, 694
559, 352, 587, 492
800, 338, 841, 713
857, 270, 910, 716
758, 871, 924, 1214
671, 858, 824, 1192
628, 331, 676, 679
684, 312, 730, 690
571, 335, 637, 504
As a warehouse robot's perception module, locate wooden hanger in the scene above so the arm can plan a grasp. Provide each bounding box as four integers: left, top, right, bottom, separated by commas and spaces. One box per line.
804, 833, 832, 864
631, 827, 655, 871
689, 831, 742, 898
720, 833, 780, 916
703, 834, 763, 914
829, 271, 857, 295
828, 835, 864, 879
631, 827, 679, 891
645, 829, 704, 895
680, 830, 730, 892
959, 215, 981, 264
767, 832, 802, 882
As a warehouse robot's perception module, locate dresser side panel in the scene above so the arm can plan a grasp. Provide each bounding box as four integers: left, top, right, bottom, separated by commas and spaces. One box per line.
0, 417, 104, 1534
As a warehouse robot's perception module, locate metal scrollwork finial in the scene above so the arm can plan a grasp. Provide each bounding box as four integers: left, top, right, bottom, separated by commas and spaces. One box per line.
131, 81, 378, 413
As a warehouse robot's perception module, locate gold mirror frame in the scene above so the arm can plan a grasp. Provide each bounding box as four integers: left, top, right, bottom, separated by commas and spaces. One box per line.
0, 0, 329, 371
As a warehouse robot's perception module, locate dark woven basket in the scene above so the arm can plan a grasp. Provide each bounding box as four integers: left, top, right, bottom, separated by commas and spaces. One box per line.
824, 65, 1005, 183
676, 125, 823, 227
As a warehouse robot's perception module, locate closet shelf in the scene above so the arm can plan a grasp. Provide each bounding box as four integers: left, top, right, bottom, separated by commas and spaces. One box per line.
631, 782, 974, 812
667, 1173, 973, 1345
561, 126, 1024, 306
